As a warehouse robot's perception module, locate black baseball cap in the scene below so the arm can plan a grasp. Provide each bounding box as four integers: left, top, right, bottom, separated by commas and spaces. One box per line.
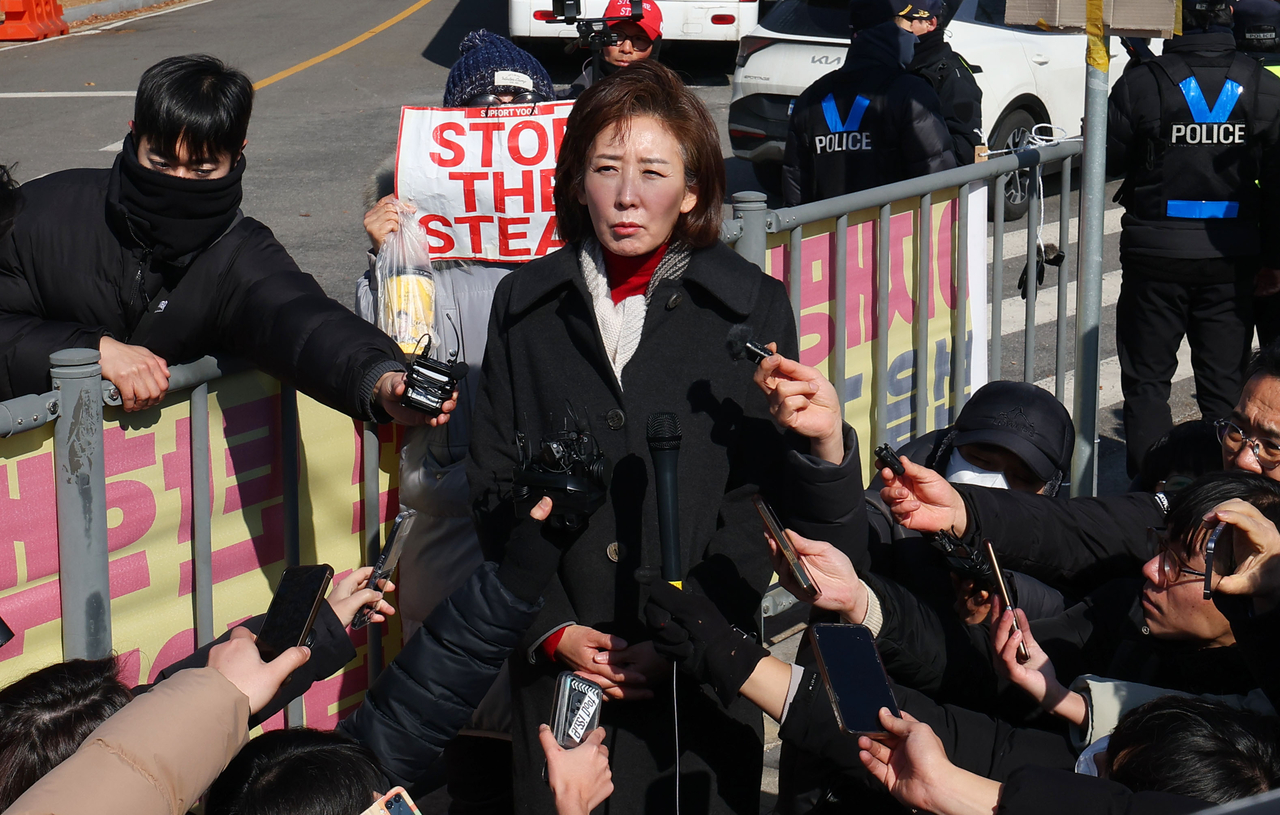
952, 381, 1074, 483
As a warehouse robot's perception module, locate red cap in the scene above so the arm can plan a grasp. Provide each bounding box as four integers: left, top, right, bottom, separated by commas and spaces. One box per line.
604, 0, 663, 41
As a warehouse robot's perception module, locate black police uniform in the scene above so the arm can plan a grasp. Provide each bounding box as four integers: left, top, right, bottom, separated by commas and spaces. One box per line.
782, 21, 957, 206
909, 27, 984, 165
1107, 28, 1280, 474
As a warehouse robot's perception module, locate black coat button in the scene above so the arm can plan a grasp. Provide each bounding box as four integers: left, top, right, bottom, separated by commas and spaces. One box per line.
666, 292, 683, 310
606, 408, 625, 430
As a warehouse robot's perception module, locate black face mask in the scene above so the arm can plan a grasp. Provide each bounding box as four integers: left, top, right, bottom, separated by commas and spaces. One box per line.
110, 132, 245, 263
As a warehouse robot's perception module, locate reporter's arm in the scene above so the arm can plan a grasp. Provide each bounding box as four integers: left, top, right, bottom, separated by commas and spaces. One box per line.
5, 667, 251, 815
997, 765, 1207, 815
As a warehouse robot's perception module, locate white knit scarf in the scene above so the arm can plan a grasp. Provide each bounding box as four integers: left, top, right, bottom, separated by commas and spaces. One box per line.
578, 238, 690, 389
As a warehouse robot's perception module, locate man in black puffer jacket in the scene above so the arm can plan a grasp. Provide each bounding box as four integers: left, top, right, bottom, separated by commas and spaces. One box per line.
0, 56, 428, 424
901, 0, 983, 165
782, 0, 957, 206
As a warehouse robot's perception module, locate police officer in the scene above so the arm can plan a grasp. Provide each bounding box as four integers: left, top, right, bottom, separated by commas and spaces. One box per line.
901, 0, 984, 165
1109, 0, 1280, 476
782, 0, 957, 206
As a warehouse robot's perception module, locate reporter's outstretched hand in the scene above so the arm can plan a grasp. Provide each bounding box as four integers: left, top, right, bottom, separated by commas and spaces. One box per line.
639, 570, 769, 705
539, 725, 614, 815
990, 602, 1085, 726
858, 709, 1001, 815
879, 457, 968, 536
1209, 498, 1280, 611
207, 627, 311, 715
374, 371, 457, 427
327, 566, 397, 628
99, 336, 170, 412
753, 344, 844, 464
765, 528, 868, 622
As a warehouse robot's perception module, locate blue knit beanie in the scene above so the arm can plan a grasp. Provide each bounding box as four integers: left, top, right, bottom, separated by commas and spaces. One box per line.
443, 30, 555, 107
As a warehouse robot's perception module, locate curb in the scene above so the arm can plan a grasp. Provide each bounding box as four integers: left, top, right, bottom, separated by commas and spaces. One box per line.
64, 0, 167, 22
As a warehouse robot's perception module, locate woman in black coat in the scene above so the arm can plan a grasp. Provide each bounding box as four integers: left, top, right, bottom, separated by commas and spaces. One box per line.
467, 61, 855, 815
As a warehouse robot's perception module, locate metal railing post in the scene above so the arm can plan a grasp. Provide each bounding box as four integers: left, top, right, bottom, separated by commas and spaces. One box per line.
732, 191, 769, 271
875, 204, 891, 447
1024, 166, 1042, 383
915, 193, 932, 434
833, 214, 848, 418
280, 386, 304, 726
363, 421, 384, 682
954, 186, 970, 415
991, 175, 1007, 379
50, 348, 111, 660
191, 383, 214, 646
1056, 158, 1073, 402
1073, 54, 1110, 497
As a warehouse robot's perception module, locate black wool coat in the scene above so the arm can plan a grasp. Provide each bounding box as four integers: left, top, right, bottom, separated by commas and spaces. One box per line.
468, 240, 801, 815
0, 167, 404, 418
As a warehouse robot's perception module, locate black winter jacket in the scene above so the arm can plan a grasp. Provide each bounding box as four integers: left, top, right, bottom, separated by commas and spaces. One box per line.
955, 484, 1164, 596
998, 766, 1210, 815
0, 166, 404, 417
338, 562, 543, 791
1107, 31, 1280, 265
467, 240, 861, 815
782, 23, 957, 206
909, 32, 984, 166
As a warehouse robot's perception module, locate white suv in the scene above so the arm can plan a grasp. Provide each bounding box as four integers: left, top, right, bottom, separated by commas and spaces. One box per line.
728, 0, 1136, 215
510, 0, 760, 43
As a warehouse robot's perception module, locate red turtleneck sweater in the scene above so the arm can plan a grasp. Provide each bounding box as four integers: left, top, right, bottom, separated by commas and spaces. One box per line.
603, 243, 667, 304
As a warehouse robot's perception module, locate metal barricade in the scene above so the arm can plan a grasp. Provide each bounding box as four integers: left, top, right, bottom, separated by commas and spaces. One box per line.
721, 141, 1098, 501
0, 351, 387, 725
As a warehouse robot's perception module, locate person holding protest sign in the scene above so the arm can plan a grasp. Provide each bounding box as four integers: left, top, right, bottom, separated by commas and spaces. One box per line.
355, 29, 556, 815
467, 59, 859, 815
0, 56, 437, 425
563, 0, 664, 99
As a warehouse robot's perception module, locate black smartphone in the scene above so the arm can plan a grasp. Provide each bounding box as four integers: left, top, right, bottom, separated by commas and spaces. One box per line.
874, 443, 906, 477
1202, 520, 1228, 601
982, 540, 1030, 663
255, 564, 334, 662
352, 509, 416, 630
809, 623, 900, 735
753, 495, 817, 598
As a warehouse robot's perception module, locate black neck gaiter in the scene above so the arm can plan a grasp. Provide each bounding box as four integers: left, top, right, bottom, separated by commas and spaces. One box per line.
112, 132, 245, 263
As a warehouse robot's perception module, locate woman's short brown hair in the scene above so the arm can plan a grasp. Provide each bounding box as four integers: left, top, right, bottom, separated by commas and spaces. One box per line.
554, 60, 726, 249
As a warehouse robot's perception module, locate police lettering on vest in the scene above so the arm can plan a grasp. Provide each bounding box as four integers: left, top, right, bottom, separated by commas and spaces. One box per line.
1169, 121, 1249, 144
816, 93, 874, 154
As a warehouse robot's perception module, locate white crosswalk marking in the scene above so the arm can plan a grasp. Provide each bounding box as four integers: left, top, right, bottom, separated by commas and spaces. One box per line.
996, 269, 1122, 337
1035, 338, 1194, 418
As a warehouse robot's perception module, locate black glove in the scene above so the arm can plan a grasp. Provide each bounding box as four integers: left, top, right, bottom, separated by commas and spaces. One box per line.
638, 569, 769, 706
495, 513, 578, 605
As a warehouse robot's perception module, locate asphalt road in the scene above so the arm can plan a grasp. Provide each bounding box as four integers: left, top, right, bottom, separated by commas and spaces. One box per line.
0, 0, 1207, 494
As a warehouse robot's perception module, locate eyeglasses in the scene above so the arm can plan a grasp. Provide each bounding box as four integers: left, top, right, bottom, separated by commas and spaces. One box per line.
610, 31, 653, 49
1215, 418, 1280, 470
467, 91, 548, 107
1148, 525, 1224, 599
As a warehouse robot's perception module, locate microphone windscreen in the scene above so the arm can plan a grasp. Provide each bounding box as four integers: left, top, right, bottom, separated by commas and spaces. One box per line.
726, 324, 753, 361
646, 412, 682, 450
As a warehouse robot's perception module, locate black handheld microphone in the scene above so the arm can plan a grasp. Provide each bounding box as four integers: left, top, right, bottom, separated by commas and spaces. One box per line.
646, 412, 682, 587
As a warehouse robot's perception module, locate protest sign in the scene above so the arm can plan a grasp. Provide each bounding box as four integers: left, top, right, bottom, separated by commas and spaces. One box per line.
396, 101, 575, 263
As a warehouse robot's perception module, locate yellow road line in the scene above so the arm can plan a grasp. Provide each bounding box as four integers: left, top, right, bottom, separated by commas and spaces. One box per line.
253, 0, 435, 91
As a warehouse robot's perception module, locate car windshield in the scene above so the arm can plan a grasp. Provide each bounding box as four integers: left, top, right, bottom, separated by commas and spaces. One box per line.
760, 0, 849, 39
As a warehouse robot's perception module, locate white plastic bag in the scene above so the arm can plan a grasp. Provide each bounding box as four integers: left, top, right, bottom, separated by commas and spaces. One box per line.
375, 204, 436, 354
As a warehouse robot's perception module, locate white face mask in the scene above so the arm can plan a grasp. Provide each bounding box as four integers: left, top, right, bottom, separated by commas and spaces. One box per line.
944, 448, 1010, 490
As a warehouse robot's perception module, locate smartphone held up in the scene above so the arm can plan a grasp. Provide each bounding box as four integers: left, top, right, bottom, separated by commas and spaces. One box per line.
255, 564, 334, 663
